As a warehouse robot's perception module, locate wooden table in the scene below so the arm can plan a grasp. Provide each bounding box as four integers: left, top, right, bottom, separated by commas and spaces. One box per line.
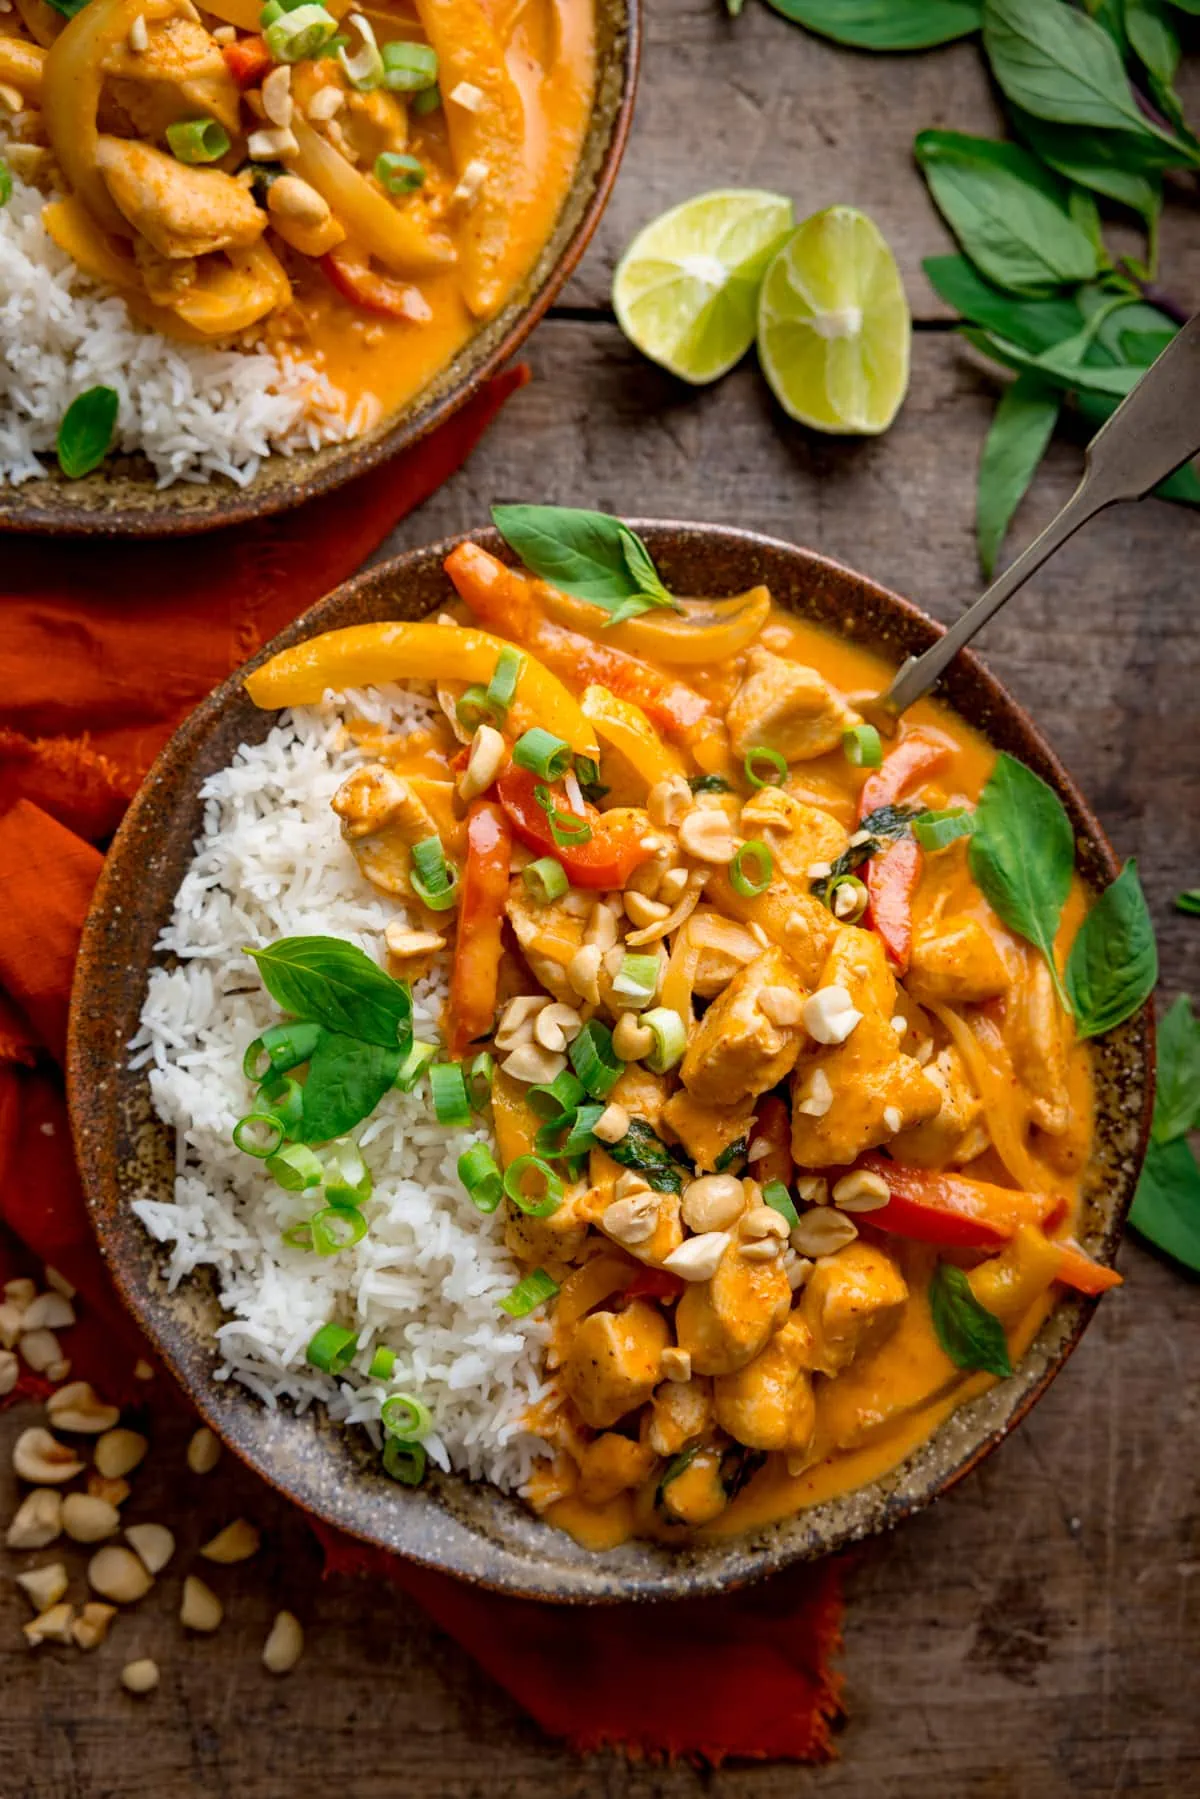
5, 8, 1200, 1793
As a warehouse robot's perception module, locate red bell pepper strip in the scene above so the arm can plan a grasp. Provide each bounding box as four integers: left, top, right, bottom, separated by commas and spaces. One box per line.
444, 543, 709, 740
1053, 1241, 1123, 1295
750, 1094, 793, 1188
320, 245, 425, 320
624, 1267, 686, 1304
866, 836, 923, 973
448, 801, 511, 1054
495, 766, 654, 890
221, 35, 272, 87
857, 1153, 1062, 1249
857, 726, 954, 821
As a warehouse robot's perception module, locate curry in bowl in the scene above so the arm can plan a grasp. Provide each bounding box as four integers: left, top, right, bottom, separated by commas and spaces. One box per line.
128, 510, 1140, 1554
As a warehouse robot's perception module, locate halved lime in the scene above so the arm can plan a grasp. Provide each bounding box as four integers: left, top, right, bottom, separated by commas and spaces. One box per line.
613, 189, 795, 385
757, 206, 911, 434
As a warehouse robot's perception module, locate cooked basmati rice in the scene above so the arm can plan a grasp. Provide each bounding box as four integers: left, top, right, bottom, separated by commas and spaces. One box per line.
130, 686, 554, 1490
0, 155, 372, 491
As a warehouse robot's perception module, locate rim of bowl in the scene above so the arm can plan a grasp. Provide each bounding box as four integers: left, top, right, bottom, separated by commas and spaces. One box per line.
0, 3, 640, 539
67, 522, 1155, 1601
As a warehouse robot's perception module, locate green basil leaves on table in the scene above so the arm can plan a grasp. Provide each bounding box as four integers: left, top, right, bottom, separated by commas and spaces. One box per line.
914, 130, 1100, 293
930, 1262, 1014, 1378
490, 505, 679, 626
1065, 860, 1157, 1040
1129, 994, 1200, 1274
969, 753, 1075, 1005
975, 371, 1060, 576
297, 1030, 403, 1144
56, 385, 119, 479
248, 936, 413, 1048
761, 0, 982, 50
1006, 106, 1164, 227
1150, 994, 1200, 1146
1177, 890, 1200, 917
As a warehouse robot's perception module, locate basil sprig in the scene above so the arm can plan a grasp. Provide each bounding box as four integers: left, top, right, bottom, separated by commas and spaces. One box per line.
490, 504, 680, 627
1129, 994, 1200, 1275
760, 0, 982, 49
56, 385, 118, 479
1065, 859, 1157, 1040
248, 936, 413, 1049
929, 1262, 1013, 1379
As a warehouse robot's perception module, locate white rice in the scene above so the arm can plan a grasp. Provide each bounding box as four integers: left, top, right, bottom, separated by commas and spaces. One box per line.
0, 156, 375, 490
129, 686, 554, 1489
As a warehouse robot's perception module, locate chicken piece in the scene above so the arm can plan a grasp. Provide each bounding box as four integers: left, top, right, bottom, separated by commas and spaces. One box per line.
95, 137, 265, 260
657, 1445, 729, 1527
331, 764, 447, 900
713, 1318, 817, 1454
504, 1181, 592, 1266
675, 1239, 792, 1377
1008, 956, 1071, 1135
689, 913, 762, 998
679, 946, 808, 1108
727, 647, 861, 763
906, 915, 1011, 1007
575, 1433, 657, 1507
562, 1301, 671, 1430
891, 1044, 989, 1167
105, 16, 241, 139
505, 878, 587, 1004
738, 788, 849, 887
341, 85, 410, 160
644, 1377, 714, 1456
660, 1088, 755, 1175
799, 1242, 908, 1377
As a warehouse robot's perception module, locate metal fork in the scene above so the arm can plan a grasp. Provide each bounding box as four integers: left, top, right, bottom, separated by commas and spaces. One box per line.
864, 309, 1200, 730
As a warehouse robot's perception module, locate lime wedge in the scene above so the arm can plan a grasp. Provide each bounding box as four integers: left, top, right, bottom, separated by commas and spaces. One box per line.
757, 206, 911, 435
613, 189, 795, 385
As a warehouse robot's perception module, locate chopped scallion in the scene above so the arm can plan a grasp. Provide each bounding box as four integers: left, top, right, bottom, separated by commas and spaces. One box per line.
256, 1073, 304, 1135
0, 161, 11, 209
502, 1154, 563, 1217
843, 724, 883, 769
263, 2, 337, 61
526, 1068, 585, 1120
281, 1222, 314, 1250
410, 836, 459, 911
375, 151, 425, 194
912, 808, 977, 852
458, 1142, 503, 1212
743, 746, 787, 789
522, 856, 569, 904
232, 1112, 284, 1158
311, 1206, 369, 1256
381, 1393, 432, 1440
513, 728, 572, 780
322, 1140, 372, 1207
429, 1062, 470, 1127
611, 953, 660, 1010
265, 1142, 324, 1191
380, 37, 438, 90
486, 644, 524, 718
465, 1051, 494, 1111
533, 783, 592, 847
394, 1038, 437, 1092
368, 1345, 397, 1381
827, 872, 869, 923
640, 1007, 687, 1074
569, 1018, 621, 1099
165, 117, 231, 164
498, 1267, 559, 1317
455, 683, 500, 733
243, 1020, 322, 1082
535, 1102, 605, 1160
306, 1321, 358, 1373
382, 1437, 426, 1485
411, 82, 441, 115
338, 11, 383, 87
730, 839, 773, 898
761, 1179, 800, 1229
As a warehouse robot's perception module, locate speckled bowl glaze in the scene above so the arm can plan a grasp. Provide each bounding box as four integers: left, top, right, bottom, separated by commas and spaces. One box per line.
0, 0, 637, 539
67, 524, 1154, 1602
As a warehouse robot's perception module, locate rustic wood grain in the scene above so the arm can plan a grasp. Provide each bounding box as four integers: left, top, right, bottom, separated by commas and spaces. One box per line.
5, 1, 1200, 1790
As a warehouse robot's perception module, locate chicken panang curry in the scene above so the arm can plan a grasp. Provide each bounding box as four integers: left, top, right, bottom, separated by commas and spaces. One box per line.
1, 0, 593, 419
244, 517, 1128, 1550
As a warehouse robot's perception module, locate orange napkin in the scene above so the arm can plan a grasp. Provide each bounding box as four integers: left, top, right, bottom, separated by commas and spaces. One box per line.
0, 384, 845, 1763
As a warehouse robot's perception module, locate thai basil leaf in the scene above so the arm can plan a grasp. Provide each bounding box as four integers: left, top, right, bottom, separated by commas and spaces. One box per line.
56, 385, 118, 478
1129, 1135, 1200, 1275
299, 1030, 402, 1144
1125, 0, 1180, 89
1083, 0, 1127, 54
930, 1262, 1013, 1378
719, 1443, 767, 1499
1151, 994, 1200, 1145
976, 373, 1060, 578
761, 0, 982, 49
962, 327, 1145, 399
914, 130, 1099, 293
1065, 860, 1158, 1040
1007, 106, 1164, 224
602, 1118, 687, 1194
490, 505, 678, 620
248, 937, 413, 1048
923, 255, 1084, 353
689, 774, 733, 794
969, 753, 1075, 1006
44, 0, 90, 18
1177, 890, 1200, 916
714, 1135, 748, 1173
815, 804, 923, 894
1119, 327, 1175, 365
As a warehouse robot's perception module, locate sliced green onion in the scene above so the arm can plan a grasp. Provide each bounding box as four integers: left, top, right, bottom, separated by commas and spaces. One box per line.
410, 836, 459, 911
306, 1321, 358, 1373
640, 1007, 687, 1074
260, 0, 284, 21
265, 1143, 324, 1191
533, 783, 592, 847
569, 1019, 621, 1099
323, 1140, 372, 1207
232, 1112, 284, 1158
730, 840, 773, 898
381, 37, 439, 89
536, 1102, 605, 1160
912, 808, 977, 852
429, 1062, 470, 1127
458, 1142, 503, 1212
338, 11, 383, 87
827, 872, 869, 924
257, 1074, 304, 1135
281, 1222, 314, 1250
455, 683, 500, 733
761, 1179, 800, 1229
369, 1345, 397, 1380
744, 746, 787, 789
522, 856, 569, 904
382, 1437, 426, 1485
498, 1267, 559, 1317
381, 1393, 433, 1440
0, 161, 12, 209
573, 754, 607, 803
165, 118, 230, 164
486, 645, 524, 718
513, 728, 572, 780
394, 1038, 437, 1092
411, 81, 441, 115
502, 1154, 563, 1217
311, 1206, 369, 1256
611, 953, 660, 1010
526, 1068, 585, 1121
243, 1020, 322, 1082
843, 724, 883, 769
375, 151, 425, 194
316, 30, 349, 56
465, 1051, 494, 1112
264, 2, 337, 60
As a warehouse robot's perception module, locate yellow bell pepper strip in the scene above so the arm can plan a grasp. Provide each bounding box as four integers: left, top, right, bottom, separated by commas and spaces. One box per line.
540, 586, 772, 668
244, 621, 599, 757
580, 686, 687, 790
490, 1066, 540, 1163
289, 119, 456, 278
0, 36, 44, 100
445, 543, 710, 742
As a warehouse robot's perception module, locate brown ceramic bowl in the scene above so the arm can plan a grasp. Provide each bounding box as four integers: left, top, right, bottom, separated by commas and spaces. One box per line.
0, 6, 637, 540
67, 524, 1153, 1601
